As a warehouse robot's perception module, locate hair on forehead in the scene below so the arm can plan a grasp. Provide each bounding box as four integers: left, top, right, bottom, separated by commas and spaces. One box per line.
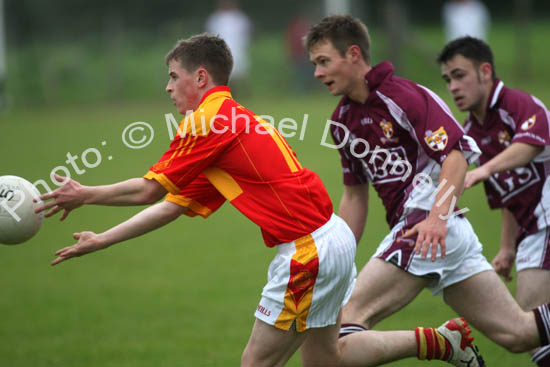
165, 33, 233, 85
305, 14, 371, 64
437, 36, 496, 80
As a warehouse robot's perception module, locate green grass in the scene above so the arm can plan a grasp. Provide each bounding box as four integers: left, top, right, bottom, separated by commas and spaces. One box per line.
2, 20, 550, 366
0, 90, 539, 366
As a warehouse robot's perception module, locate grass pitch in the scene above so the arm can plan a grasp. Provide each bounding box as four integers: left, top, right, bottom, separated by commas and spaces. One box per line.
1, 89, 540, 366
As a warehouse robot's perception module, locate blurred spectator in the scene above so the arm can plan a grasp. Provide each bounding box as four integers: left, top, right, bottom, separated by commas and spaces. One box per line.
285, 13, 313, 92
206, 0, 252, 90
442, 0, 490, 41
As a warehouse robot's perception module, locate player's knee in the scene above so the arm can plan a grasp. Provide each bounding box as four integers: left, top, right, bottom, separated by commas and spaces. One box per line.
241, 347, 265, 367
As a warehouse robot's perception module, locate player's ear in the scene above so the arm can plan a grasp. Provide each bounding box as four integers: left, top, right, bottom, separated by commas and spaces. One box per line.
347, 45, 362, 62
196, 68, 209, 88
479, 62, 493, 83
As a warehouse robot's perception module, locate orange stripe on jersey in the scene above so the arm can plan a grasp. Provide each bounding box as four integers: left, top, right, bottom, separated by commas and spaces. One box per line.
274, 234, 319, 332
144, 171, 180, 194
172, 135, 192, 159
165, 193, 213, 218
203, 167, 243, 201
176, 90, 229, 138
236, 136, 307, 231
256, 119, 302, 173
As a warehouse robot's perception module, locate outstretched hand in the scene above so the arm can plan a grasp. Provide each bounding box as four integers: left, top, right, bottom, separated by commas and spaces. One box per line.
34, 174, 85, 221
51, 231, 106, 266
403, 216, 448, 261
464, 166, 490, 190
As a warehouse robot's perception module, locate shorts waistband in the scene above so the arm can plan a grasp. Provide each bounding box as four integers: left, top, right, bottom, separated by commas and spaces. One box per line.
277, 214, 338, 255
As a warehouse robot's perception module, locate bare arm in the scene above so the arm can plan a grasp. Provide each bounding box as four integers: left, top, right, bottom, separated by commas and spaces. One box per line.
36, 174, 167, 220
404, 149, 467, 261
51, 201, 188, 266
492, 208, 519, 281
465, 142, 543, 189
338, 184, 369, 244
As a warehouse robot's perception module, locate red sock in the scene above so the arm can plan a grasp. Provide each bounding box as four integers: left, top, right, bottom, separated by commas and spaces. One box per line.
415, 327, 452, 361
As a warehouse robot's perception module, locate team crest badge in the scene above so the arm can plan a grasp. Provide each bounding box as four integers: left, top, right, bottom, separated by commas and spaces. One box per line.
521, 115, 536, 130
498, 130, 511, 146
380, 120, 394, 139
424, 127, 448, 151
380, 120, 399, 144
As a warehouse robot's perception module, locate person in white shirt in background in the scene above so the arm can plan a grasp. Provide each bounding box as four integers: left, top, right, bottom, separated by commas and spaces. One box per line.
443, 0, 490, 41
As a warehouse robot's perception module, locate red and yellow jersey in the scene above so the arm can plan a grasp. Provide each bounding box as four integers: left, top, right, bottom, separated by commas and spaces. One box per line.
145, 86, 333, 247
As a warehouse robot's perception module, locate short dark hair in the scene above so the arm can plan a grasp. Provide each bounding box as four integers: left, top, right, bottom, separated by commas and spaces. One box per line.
305, 14, 371, 64
437, 36, 496, 80
165, 33, 233, 85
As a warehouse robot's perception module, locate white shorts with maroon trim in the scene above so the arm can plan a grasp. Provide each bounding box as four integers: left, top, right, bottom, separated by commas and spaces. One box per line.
517, 227, 550, 271
255, 214, 357, 332
373, 211, 492, 296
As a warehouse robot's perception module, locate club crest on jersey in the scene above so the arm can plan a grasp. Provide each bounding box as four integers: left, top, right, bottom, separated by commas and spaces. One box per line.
498, 130, 511, 146
424, 127, 448, 151
521, 115, 536, 130
380, 120, 399, 144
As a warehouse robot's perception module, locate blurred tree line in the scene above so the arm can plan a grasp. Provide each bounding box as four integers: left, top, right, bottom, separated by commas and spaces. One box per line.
6, 0, 550, 46
1, 0, 549, 107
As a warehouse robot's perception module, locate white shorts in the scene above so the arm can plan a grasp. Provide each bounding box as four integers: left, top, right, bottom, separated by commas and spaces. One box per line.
255, 214, 357, 332
516, 227, 550, 271
373, 210, 492, 296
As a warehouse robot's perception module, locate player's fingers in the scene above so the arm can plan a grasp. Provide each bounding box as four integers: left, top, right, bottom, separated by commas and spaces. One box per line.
430, 237, 439, 262
44, 205, 63, 218
60, 210, 70, 222
34, 199, 58, 214
51, 256, 70, 266
403, 226, 417, 238
439, 237, 446, 259
73, 232, 81, 240
414, 231, 425, 255
38, 190, 58, 202
421, 235, 432, 259
52, 174, 68, 184
54, 245, 74, 256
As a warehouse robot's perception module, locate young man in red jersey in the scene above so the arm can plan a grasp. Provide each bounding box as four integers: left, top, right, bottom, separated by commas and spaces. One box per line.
306, 13, 550, 364
37, 33, 483, 367
438, 36, 550, 367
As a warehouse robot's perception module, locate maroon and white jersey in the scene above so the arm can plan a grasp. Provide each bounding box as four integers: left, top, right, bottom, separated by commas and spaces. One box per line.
330, 62, 479, 227
464, 79, 550, 237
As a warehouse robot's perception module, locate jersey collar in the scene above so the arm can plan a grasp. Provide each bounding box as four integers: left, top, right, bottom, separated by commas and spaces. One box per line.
343, 61, 394, 105
364, 61, 394, 91
488, 79, 504, 109
199, 85, 232, 106
467, 79, 504, 127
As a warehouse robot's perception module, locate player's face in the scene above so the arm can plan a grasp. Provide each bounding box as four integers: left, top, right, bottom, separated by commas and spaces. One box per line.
440, 55, 488, 113
166, 60, 202, 114
309, 41, 357, 96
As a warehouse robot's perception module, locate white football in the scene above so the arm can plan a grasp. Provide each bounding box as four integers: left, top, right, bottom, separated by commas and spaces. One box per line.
0, 175, 44, 245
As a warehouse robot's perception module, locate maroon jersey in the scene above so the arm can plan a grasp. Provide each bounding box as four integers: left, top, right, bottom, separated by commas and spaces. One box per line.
330, 62, 479, 227
464, 79, 550, 238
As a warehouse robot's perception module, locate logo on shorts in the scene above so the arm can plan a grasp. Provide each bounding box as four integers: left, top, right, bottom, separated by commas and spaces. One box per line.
521, 115, 536, 130
257, 304, 271, 317
424, 127, 448, 151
